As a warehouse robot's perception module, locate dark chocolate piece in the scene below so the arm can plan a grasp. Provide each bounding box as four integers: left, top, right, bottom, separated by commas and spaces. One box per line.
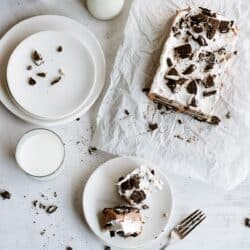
0, 190, 11, 200
51, 76, 62, 85
32, 50, 44, 66
28, 77, 36, 86
204, 75, 214, 88
199, 7, 216, 17
183, 64, 196, 75
166, 80, 177, 93
36, 72, 46, 77
190, 96, 197, 107
190, 13, 207, 24
186, 80, 197, 94
207, 18, 220, 39
203, 90, 217, 97
167, 58, 173, 67
192, 25, 203, 33
219, 21, 231, 33
196, 35, 208, 46
174, 44, 192, 59
110, 231, 115, 237
130, 190, 146, 204
167, 67, 178, 76
46, 205, 58, 214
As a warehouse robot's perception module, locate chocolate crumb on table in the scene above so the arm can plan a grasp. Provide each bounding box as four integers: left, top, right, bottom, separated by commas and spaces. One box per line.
148, 123, 158, 131
245, 218, 250, 227
124, 109, 130, 115
76, 117, 80, 121
225, 111, 231, 119
51, 76, 62, 85
104, 246, 111, 250
26, 65, 32, 70
32, 50, 44, 66
36, 72, 47, 78
88, 147, 97, 155
57, 46, 63, 52
177, 119, 182, 124
46, 205, 58, 214
66, 247, 73, 250
0, 190, 11, 200
142, 204, 149, 210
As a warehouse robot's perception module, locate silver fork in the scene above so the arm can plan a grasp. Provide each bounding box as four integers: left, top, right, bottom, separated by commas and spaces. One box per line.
161, 209, 206, 249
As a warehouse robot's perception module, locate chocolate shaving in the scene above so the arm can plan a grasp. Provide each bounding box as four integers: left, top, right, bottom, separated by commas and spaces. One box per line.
183, 64, 196, 75
203, 90, 217, 97
28, 77, 36, 86
32, 50, 44, 66
51, 76, 62, 85
186, 80, 197, 94
207, 18, 220, 39
46, 205, 58, 214
174, 44, 192, 59
36, 72, 46, 77
167, 58, 173, 67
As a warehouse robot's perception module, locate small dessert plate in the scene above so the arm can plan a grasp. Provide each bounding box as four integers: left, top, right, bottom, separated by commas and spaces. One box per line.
83, 156, 173, 249
7, 30, 95, 120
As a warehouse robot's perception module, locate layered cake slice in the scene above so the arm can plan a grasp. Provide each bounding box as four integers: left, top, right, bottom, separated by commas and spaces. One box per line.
102, 206, 142, 237
149, 7, 238, 124
117, 166, 163, 206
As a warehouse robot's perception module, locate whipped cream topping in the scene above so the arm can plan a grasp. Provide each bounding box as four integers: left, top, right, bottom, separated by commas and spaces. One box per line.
117, 165, 163, 206
150, 7, 237, 119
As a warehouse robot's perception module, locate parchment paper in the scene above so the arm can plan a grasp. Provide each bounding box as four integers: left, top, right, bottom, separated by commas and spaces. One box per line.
92, 0, 250, 190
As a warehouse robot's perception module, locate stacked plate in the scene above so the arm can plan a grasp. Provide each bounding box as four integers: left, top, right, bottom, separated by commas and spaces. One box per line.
0, 15, 106, 126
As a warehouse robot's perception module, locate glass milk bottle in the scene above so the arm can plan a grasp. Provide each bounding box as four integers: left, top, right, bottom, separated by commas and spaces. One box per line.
87, 0, 125, 20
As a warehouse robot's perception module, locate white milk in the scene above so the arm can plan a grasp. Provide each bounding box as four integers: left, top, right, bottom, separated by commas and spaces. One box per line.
16, 129, 65, 177
86, 0, 125, 20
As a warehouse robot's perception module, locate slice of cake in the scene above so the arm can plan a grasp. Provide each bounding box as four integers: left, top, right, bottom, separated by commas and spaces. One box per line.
117, 166, 163, 206
102, 206, 142, 237
149, 7, 238, 124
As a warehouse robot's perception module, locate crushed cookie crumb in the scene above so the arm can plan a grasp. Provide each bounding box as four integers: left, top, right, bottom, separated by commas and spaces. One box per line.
225, 111, 231, 119
177, 119, 182, 124
0, 190, 11, 200
57, 46, 63, 52
148, 123, 158, 131
124, 109, 130, 115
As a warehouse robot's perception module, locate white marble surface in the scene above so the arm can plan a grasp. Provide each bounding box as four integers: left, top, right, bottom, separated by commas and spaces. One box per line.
0, 1, 249, 250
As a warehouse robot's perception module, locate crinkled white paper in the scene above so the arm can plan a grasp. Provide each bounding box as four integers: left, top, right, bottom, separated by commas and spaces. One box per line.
92, 0, 250, 190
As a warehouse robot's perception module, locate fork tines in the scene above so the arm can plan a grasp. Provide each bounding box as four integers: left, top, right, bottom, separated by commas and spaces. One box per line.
174, 209, 206, 239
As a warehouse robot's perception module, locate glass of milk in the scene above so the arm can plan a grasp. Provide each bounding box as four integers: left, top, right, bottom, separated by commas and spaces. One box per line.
86, 0, 125, 20
16, 129, 65, 179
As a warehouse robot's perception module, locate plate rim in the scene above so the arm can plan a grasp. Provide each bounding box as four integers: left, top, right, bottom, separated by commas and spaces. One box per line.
82, 156, 174, 249
0, 14, 106, 126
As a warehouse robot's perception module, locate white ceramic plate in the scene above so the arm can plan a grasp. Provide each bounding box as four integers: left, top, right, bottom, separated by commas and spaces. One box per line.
7, 31, 95, 120
83, 156, 173, 249
0, 15, 106, 126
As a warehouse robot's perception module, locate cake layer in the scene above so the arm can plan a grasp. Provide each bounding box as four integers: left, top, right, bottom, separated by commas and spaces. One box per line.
102, 206, 142, 237
149, 7, 237, 124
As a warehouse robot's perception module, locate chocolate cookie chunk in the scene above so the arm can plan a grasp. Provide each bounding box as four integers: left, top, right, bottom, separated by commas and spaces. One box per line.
186, 80, 197, 94
207, 18, 220, 39
174, 44, 192, 59
130, 190, 146, 204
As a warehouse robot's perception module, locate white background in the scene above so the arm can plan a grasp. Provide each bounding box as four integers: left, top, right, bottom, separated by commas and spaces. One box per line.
0, 1, 249, 250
